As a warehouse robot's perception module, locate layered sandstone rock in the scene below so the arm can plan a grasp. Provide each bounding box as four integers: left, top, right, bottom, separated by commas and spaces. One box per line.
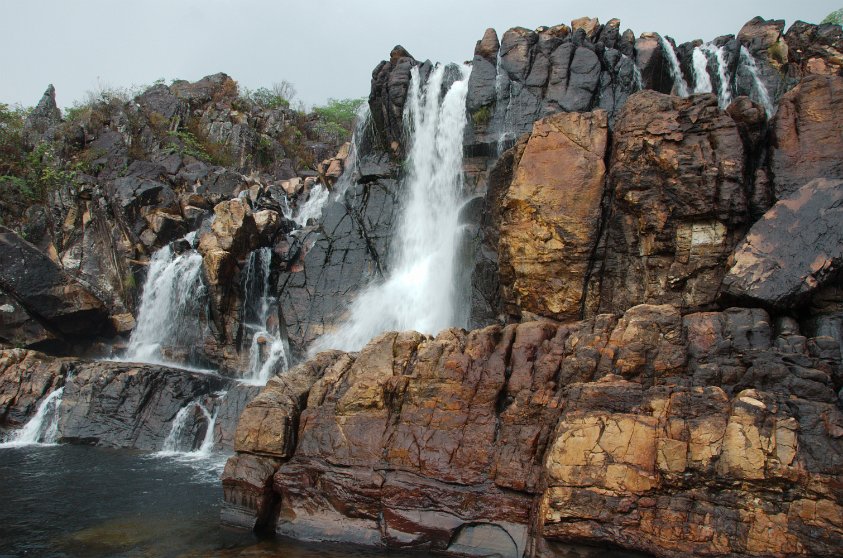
224, 304, 843, 557
588, 91, 749, 316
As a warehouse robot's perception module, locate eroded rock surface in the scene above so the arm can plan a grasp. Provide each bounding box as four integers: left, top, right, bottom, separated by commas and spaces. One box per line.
224, 305, 843, 557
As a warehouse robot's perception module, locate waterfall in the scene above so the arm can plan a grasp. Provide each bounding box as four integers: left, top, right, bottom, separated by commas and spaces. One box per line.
312, 63, 472, 353
240, 247, 290, 384
622, 54, 644, 91
701, 44, 733, 109
157, 399, 219, 456
739, 46, 775, 117
692, 47, 713, 94
659, 36, 690, 97
0, 387, 64, 447
125, 234, 208, 367
494, 49, 515, 154
290, 104, 371, 227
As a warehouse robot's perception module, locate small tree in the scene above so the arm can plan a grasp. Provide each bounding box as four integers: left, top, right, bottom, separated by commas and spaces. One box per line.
822, 8, 843, 25
312, 98, 366, 143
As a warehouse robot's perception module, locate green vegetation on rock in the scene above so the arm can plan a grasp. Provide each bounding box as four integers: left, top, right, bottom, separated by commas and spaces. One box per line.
822, 8, 843, 25
313, 98, 365, 143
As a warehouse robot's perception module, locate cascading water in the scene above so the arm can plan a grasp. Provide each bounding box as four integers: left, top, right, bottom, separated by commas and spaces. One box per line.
125, 233, 208, 367
739, 46, 775, 117
157, 398, 220, 457
290, 104, 371, 227
702, 44, 733, 109
659, 36, 690, 97
692, 47, 713, 94
312, 63, 472, 353
0, 387, 64, 447
240, 247, 289, 384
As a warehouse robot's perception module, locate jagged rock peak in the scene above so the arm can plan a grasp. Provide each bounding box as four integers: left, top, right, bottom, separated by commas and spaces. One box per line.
475, 28, 500, 62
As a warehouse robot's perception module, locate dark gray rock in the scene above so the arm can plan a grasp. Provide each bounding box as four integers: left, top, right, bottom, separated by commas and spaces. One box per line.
23, 85, 62, 146
561, 46, 601, 111
278, 177, 399, 357
58, 360, 230, 450
721, 178, 843, 308
0, 227, 109, 339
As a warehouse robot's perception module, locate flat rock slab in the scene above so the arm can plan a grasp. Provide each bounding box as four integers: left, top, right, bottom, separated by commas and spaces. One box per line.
722, 178, 843, 308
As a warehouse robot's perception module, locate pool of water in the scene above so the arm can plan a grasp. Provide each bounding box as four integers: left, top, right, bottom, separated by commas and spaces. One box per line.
0, 444, 648, 558
0, 445, 432, 558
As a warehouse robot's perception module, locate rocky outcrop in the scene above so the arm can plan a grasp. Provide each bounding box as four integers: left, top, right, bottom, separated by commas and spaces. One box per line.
0, 226, 110, 345
0, 349, 68, 428
224, 304, 843, 556
770, 75, 843, 199
497, 110, 608, 322
587, 91, 749, 316
722, 178, 843, 308
58, 360, 229, 450
278, 162, 400, 357
0, 349, 250, 451
22, 84, 62, 146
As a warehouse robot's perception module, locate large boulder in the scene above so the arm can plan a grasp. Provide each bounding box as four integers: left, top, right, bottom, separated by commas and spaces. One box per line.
0, 226, 110, 339
721, 178, 843, 308
23, 84, 62, 146
498, 110, 608, 322
770, 74, 843, 199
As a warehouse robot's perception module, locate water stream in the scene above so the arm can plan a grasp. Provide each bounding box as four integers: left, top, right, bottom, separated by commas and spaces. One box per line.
312, 63, 472, 353
124, 233, 209, 368
739, 45, 775, 117
659, 36, 690, 97
692, 47, 713, 94
0, 387, 64, 447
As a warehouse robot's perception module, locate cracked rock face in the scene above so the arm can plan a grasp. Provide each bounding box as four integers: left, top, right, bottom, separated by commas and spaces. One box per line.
223, 304, 843, 557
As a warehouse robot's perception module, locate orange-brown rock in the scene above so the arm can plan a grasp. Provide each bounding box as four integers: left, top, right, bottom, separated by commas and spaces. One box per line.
770, 75, 843, 199
498, 110, 608, 322
223, 304, 843, 557
0, 349, 67, 428
587, 91, 749, 317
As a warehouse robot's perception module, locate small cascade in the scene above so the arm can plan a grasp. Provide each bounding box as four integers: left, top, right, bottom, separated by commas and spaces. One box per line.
0, 387, 64, 447
701, 44, 733, 109
659, 36, 690, 97
292, 183, 330, 227
739, 46, 775, 117
494, 49, 515, 155
157, 398, 219, 456
623, 54, 644, 91
125, 233, 208, 367
241, 247, 289, 383
312, 62, 472, 353
290, 104, 371, 227
692, 47, 713, 94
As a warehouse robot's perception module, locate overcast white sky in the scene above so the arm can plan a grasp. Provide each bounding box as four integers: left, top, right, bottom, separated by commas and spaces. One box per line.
2, 0, 840, 109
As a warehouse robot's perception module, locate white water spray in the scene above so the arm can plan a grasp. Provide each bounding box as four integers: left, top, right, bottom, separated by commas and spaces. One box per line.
312, 63, 472, 353
659, 36, 690, 97
701, 44, 733, 109
125, 234, 208, 367
692, 47, 713, 94
0, 387, 64, 448
157, 398, 219, 457
740, 46, 775, 117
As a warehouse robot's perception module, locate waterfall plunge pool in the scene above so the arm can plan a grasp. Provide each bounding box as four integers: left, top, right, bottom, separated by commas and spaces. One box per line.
0, 444, 649, 557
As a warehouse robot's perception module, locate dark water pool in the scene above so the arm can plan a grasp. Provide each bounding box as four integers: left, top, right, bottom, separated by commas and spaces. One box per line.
0, 445, 645, 558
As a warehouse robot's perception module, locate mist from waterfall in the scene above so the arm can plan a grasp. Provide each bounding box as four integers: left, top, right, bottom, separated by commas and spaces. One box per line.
312, 63, 472, 353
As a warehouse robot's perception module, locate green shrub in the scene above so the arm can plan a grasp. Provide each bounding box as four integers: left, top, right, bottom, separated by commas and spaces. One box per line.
312, 98, 365, 143
472, 105, 492, 125
239, 81, 296, 111
822, 8, 843, 25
